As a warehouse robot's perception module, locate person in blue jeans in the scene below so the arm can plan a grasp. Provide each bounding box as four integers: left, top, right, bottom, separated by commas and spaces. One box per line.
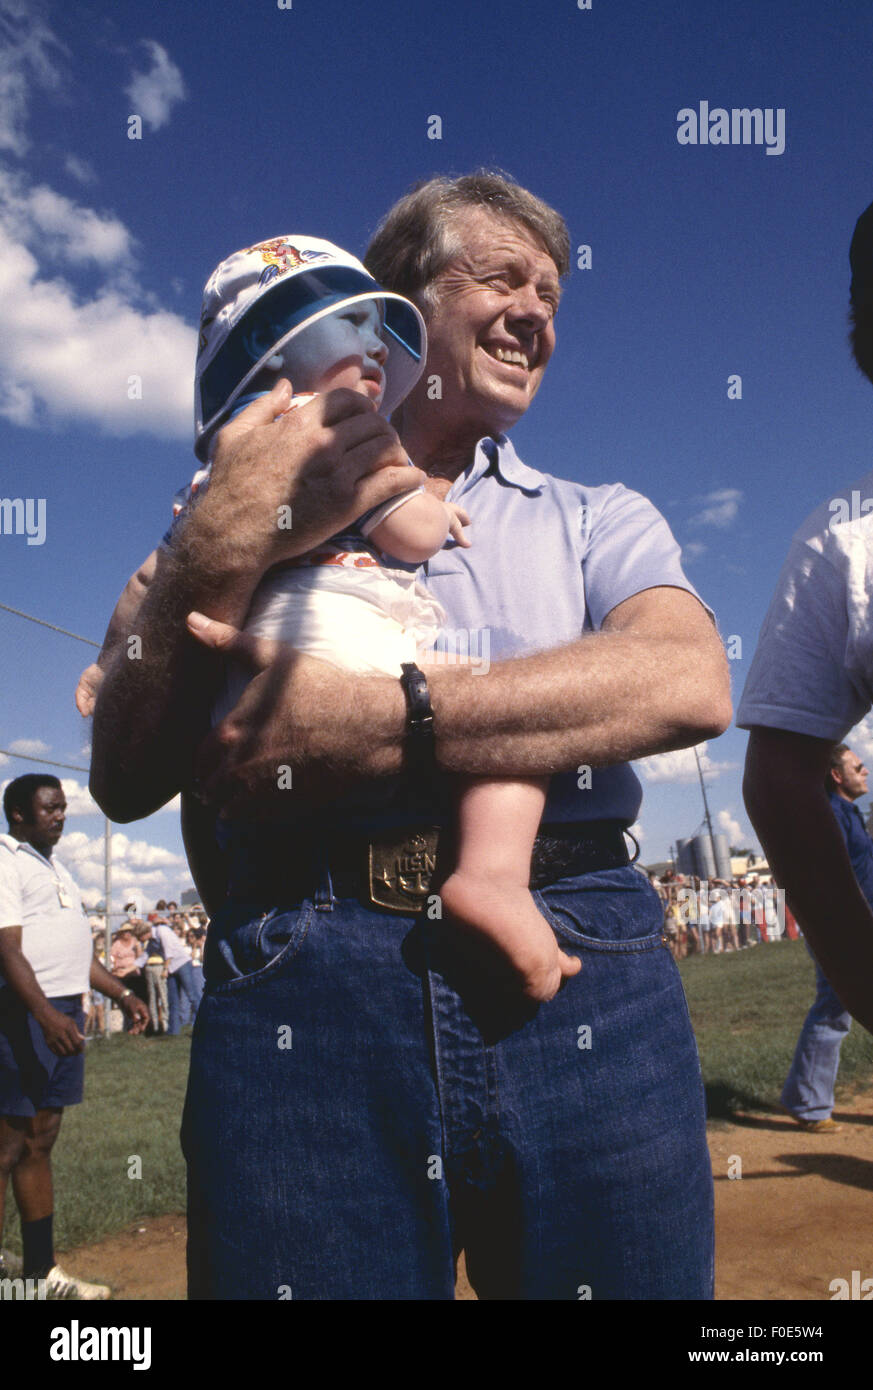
780, 745, 872, 1131
154, 920, 200, 1035
89, 172, 731, 1300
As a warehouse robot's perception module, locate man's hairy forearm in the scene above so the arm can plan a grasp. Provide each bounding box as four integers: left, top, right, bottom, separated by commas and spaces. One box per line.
427, 625, 728, 775
91, 517, 264, 821
192, 586, 732, 820
189, 588, 729, 814
745, 764, 873, 1034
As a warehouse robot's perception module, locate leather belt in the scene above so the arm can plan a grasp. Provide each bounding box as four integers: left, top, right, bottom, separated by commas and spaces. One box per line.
228, 820, 634, 914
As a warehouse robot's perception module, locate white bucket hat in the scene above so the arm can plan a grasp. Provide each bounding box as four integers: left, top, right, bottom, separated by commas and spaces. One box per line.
194, 234, 427, 461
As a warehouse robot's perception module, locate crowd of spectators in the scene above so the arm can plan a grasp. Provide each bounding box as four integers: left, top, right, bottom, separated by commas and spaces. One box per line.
650, 869, 799, 962
85, 899, 208, 1037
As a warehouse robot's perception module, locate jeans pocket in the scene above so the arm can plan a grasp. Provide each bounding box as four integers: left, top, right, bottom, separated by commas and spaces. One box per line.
205, 900, 315, 992
533, 867, 665, 953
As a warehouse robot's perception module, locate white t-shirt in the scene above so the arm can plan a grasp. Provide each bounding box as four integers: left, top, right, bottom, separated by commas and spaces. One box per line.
737, 469, 873, 739
708, 893, 729, 928
0, 835, 94, 996
155, 923, 193, 975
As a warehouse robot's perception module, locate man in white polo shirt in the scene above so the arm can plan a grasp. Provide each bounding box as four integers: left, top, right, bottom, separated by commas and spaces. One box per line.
0, 773, 148, 1299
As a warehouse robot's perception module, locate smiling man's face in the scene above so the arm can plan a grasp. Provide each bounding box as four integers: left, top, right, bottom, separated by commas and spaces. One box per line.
420, 207, 561, 438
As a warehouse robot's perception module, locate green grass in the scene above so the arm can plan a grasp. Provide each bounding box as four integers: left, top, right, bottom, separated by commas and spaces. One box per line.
2, 1031, 191, 1257
3, 945, 873, 1257
679, 938, 873, 1119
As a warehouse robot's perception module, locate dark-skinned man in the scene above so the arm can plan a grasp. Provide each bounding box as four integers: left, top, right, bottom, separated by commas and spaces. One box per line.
0, 774, 148, 1298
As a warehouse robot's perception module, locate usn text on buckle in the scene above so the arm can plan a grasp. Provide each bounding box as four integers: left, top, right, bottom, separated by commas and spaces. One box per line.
368, 830, 440, 911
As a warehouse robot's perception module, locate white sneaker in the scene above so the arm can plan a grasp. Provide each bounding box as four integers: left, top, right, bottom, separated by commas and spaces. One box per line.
44, 1264, 110, 1300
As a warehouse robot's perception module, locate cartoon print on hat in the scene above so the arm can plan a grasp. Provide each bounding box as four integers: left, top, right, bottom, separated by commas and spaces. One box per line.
247, 236, 330, 287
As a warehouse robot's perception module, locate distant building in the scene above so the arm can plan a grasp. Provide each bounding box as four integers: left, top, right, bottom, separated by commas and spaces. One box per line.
677, 832, 732, 880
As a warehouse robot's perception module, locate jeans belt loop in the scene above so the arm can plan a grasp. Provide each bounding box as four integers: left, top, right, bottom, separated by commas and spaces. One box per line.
313, 844, 336, 912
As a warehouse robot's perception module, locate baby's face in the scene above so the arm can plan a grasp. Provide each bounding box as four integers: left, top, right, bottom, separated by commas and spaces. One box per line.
278, 301, 388, 405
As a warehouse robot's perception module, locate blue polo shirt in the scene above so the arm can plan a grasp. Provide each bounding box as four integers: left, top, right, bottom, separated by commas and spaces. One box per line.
829, 792, 873, 906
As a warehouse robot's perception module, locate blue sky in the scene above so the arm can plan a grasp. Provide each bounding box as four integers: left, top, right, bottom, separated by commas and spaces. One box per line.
2, 0, 873, 906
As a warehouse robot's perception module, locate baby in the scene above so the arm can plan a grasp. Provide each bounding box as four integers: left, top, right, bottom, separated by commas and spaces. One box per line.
82, 236, 581, 1002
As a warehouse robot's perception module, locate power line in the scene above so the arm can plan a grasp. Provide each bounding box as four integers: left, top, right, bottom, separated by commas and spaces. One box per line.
0, 748, 89, 774
0, 601, 99, 648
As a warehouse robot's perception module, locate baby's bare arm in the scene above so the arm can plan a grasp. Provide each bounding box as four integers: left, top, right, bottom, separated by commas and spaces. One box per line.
368, 493, 470, 563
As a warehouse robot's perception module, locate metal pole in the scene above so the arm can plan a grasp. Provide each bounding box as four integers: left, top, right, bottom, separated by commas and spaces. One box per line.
693, 746, 719, 876
103, 817, 112, 1039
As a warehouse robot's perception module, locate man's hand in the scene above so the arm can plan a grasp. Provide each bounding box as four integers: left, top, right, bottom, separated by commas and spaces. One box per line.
186, 612, 404, 817
0, 926, 86, 1054
121, 993, 149, 1034
195, 379, 427, 579
75, 662, 104, 718
34, 1003, 85, 1057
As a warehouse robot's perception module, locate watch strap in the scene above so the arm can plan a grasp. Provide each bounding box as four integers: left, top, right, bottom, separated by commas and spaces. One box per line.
400, 663, 435, 777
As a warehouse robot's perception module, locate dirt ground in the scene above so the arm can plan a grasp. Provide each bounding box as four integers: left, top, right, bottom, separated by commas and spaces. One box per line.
57, 1093, 872, 1300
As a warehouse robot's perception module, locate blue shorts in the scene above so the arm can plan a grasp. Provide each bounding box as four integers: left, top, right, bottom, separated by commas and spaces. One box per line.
0, 992, 85, 1117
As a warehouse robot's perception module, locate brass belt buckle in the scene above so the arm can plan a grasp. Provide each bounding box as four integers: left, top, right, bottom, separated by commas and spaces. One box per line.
368, 828, 440, 913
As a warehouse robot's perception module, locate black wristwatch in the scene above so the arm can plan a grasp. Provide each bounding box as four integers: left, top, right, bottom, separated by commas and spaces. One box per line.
399, 663, 436, 777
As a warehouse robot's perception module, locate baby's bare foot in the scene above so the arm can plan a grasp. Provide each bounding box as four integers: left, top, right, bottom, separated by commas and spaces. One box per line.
440, 870, 581, 1002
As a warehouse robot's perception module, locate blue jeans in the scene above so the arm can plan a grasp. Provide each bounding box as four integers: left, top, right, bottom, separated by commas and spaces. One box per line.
781, 946, 851, 1122
181, 865, 713, 1300
166, 961, 201, 1035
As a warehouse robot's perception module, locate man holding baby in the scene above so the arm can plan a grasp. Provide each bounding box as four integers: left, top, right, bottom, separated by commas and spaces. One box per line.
90, 171, 730, 1300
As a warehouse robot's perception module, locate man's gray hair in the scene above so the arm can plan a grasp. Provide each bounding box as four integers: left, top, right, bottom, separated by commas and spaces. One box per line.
364, 170, 571, 316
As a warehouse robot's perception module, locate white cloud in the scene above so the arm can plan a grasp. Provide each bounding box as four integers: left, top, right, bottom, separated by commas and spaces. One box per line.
111, 831, 182, 868
63, 153, 95, 186
690, 488, 743, 529
59, 777, 98, 816
0, 222, 195, 436
7, 736, 49, 756
0, 16, 194, 439
0, 169, 134, 266
636, 742, 736, 784
682, 540, 707, 561
845, 714, 873, 767
125, 40, 185, 132
717, 809, 743, 845
58, 826, 190, 905
0, 0, 66, 157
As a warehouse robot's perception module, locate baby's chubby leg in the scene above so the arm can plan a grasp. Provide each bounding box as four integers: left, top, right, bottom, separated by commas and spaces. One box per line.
439, 777, 582, 1002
